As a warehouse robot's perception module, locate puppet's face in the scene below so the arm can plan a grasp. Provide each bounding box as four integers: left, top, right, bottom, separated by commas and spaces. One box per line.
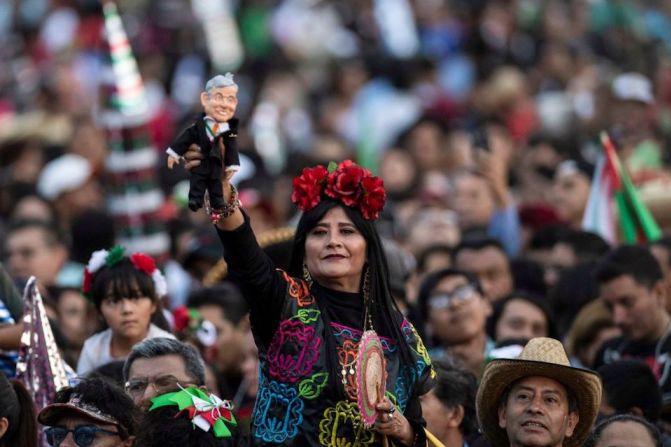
200, 85, 238, 123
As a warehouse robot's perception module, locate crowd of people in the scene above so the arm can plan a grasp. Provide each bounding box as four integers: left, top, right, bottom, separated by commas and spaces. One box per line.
4, 0, 671, 446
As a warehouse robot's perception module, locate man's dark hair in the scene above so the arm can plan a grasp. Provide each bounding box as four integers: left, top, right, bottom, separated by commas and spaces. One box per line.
415, 268, 484, 332
7, 218, 63, 248
586, 414, 662, 447
186, 282, 249, 325
431, 358, 478, 436
594, 245, 663, 289
123, 337, 206, 385
650, 235, 671, 267
487, 291, 558, 341
416, 244, 453, 273
597, 359, 662, 422
558, 230, 610, 263
453, 237, 507, 260
51, 378, 140, 440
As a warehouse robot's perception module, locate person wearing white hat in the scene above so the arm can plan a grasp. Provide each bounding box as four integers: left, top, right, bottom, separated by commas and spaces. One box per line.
36, 153, 103, 233
476, 337, 602, 447
609, 72, 663, 174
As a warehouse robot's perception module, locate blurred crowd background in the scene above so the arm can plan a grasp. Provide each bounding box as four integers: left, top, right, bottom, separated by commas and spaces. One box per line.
4, 0, 671, 444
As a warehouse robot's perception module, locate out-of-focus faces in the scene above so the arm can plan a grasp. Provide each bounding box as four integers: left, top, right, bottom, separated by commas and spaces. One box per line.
6, 226, 66, 286
495, 298, 549, 343
455, 247, 513, 302
552, 168, 590, 227
600, 274, 666, 342
197, 304, 243, 374
427, 274, 490, 346
453, 172, 495, 229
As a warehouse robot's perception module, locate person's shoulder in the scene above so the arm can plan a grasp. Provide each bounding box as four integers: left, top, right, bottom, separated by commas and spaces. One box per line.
82, 328, 113, 347
147, 324, 176, 340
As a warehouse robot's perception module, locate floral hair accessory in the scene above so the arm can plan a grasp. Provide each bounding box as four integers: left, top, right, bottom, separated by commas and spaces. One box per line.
82, 246, 167, 298
172, 306, 217, 348
291, 160, 386, 220
149, 387, 237, 438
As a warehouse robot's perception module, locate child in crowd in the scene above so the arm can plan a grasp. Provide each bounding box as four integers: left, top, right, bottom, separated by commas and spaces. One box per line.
76, 246, 174, 375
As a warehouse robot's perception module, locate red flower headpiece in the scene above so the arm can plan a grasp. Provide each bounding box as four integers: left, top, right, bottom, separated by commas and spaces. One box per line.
291, 160, 386, 220
82, 246, 167, 298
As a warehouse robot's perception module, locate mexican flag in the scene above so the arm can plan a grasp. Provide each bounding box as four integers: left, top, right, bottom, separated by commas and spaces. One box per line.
582, 132, 662, 244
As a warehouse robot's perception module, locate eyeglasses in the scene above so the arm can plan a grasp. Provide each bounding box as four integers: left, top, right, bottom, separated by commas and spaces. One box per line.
428, 283, 477, 309
124, 375, 192, 398
208, 93, 237, 105
45, 425, 120, 447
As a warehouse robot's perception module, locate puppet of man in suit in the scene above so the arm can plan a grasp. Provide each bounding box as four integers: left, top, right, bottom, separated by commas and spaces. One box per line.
166, 73, 240, 213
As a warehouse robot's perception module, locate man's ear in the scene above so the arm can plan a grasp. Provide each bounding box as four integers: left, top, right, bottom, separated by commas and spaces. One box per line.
629, 406, 644, 418
498, 404, 508, 429
200, 92, 209, 109
565, 411, 579, 438
446, 405, 465, 429
0, 417, 8, 438
122, 436, 135, 447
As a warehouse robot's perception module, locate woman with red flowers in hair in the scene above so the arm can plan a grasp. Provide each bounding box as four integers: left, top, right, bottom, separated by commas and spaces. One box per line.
184, 144, 434, 446
76, 246, 175, 375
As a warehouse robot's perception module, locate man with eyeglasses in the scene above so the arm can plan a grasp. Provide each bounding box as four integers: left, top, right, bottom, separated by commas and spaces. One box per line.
122, 337, 206, 411
417, 268, 493, 376
165, 72, 240, 215
38, 377, 139, 447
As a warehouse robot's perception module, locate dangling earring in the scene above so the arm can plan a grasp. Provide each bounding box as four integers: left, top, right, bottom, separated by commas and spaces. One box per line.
362, 266, 374, 331
303, 263, 313, 288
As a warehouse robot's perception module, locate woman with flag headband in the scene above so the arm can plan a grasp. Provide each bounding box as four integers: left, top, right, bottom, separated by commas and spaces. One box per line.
184, 143, 434, 446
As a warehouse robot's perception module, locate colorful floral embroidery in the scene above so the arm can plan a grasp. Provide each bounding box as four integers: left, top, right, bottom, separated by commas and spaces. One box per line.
337, 339, 360, 401
394, 365, 415, 411
401, 319, 431, 366
318, 401, 376, 447
281, 270, 314, 307
268, 319, 321, 383
298, 372, 329, 400
294, 308, 320, 324
331, 322, 396, 352
254, 380, 305, 443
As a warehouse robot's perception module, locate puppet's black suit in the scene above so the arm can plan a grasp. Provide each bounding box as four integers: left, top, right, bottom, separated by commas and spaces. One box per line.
169, 114, 240, 211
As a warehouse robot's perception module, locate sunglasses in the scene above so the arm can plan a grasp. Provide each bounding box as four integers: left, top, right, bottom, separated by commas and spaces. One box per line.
124, 375, 193, 398
428, 283, 477, 309
45, 425, 120, 447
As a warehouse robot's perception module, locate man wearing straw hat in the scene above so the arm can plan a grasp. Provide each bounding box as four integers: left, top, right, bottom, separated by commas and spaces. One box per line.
476, 337, 602, 447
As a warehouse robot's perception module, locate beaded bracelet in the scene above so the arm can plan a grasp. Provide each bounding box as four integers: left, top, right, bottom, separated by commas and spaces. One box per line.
210, 184, 241, 224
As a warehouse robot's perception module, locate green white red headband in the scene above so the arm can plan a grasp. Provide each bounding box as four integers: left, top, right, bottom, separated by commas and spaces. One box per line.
149, 387, 237, 438
82, 246, 167, 298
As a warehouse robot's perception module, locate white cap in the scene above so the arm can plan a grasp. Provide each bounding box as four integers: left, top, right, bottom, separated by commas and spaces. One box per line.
612, 72, 654, 104
37, 154, 92, 200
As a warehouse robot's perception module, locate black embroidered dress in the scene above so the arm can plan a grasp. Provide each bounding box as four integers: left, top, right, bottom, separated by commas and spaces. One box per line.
217, 215, 434, 446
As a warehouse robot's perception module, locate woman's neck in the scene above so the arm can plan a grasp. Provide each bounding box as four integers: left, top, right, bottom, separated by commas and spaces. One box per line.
314, 276, 361, 294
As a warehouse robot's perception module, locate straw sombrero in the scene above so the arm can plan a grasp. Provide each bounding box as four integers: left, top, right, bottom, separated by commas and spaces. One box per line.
476, 337, 602, 447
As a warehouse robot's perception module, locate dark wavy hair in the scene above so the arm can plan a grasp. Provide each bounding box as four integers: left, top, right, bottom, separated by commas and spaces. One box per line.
89, 257, 170, 331
288, 199, 415, 377
0, 373, 37, 447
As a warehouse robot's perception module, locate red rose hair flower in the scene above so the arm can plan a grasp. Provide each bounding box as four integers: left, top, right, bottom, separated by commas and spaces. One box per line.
290, 160, 386, 220
129, 253, 156, 276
